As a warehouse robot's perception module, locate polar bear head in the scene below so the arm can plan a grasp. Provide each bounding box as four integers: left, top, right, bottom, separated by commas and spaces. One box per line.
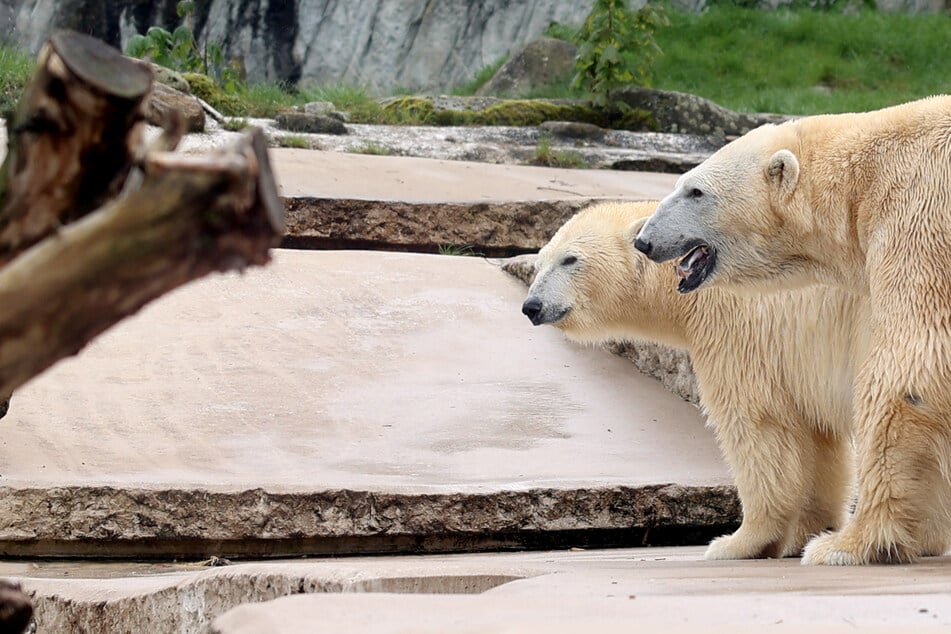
521, 201, 672, 344
633, 122, 814, 293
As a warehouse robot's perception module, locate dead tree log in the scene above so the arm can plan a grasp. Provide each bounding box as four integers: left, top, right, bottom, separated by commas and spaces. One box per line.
0, 30, 283, 401
0, 28, 283, 631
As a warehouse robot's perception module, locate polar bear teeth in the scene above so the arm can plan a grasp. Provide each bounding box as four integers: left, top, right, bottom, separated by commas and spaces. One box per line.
678, 245, 710, 279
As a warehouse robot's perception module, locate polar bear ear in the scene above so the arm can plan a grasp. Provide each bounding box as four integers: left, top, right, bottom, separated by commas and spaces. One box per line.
624, 216, 650, 243
767, 149, 799, 196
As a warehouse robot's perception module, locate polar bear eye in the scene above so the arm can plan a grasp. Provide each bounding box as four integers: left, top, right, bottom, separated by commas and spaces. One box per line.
560, 255, 578, 266
689, 188, 703, 198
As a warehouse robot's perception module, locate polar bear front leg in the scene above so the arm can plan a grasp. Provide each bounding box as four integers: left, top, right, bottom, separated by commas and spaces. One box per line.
781, 428, 853, 558
705, 416, 815, 560
802, 393, 948, 565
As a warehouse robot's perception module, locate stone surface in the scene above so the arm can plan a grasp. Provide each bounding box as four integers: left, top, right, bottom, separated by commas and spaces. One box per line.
502, 254, 699, 403
0, 249, 732, 558
8, 547, 950, 633
253, 121, 721, 173
146, 81, 205, 133
302, 100, 335, 116
267, 148, 680, 202
477, 36, 578, 97
611, 86, 794, 138
208, 549, 951, 633
274, 112, 348, 135
266, 149, 679, 254
281, 198, 591, 256
1, 1, 943, 93
145, 60, 190, 93
539, 120, 608, 142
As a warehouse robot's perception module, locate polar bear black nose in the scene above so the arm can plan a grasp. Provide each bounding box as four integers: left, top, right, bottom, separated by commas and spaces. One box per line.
522, 297, 543, 324
633, 237, 652, 256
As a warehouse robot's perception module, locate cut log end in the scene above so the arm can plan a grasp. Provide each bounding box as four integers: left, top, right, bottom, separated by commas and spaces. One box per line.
49, 30, 152, 100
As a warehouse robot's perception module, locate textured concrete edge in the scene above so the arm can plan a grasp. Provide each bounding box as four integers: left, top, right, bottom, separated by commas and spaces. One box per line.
499, 255, 700, 403
22, 565, 527, 634
0, 485, 738, 558
280, 197, 600, 256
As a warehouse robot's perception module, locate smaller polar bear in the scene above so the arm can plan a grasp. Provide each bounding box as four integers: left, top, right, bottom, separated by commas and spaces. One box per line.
522, 200, 867, 559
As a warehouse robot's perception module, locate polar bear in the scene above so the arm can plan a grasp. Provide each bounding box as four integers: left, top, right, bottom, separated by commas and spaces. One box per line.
522, 200, 867, 559
633, 95, 951, 565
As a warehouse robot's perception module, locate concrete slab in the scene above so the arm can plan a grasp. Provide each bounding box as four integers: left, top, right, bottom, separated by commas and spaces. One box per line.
0, 250, 731, 557
271, 150, 682, 255
270, 149, 680, 203
5, 547, 950, 632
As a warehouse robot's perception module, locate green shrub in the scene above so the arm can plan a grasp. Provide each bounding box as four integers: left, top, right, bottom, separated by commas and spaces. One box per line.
572, 0, 669, 108
126, 1, 241, 93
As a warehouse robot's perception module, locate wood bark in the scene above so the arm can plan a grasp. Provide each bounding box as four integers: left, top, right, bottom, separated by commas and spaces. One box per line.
0, 31, 284, 627
0, 30, 283, 401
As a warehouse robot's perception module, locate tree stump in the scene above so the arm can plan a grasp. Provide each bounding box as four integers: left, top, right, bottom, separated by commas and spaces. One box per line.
0, 31, 285, 631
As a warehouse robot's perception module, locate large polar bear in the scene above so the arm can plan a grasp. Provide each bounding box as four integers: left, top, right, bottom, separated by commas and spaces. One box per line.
634, 95, 951, 565
521, 200, 867, 559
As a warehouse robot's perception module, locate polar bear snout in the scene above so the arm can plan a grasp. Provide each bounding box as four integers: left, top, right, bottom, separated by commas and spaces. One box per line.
521, 296, 544, 324
521, 296, 568, 326
633, 236, 653, 257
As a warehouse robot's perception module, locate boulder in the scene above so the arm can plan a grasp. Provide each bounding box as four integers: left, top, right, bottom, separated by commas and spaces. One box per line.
610, 86, 793, 138
148, 62, 190, 94
539, 120, 607, 142
477, 36, 577, 97
146, 81, 205, 133
274, 112, 348, 135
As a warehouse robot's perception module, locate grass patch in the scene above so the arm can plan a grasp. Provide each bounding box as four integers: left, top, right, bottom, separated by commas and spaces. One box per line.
276, 135, 311, 149
221, 118, 250, 132
438, 244, 482, 257
0, 46, 34, 115
353, 142, 393, 156
452, 55, 509, 96
530, 136, 588, 169
651, 7, 951, 115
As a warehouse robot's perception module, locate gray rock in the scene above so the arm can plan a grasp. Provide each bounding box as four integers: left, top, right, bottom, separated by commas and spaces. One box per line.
274, 113, 348, 135
539, 120, 607, 142
0, 484, 736, 557
0, 1, 601, 92
1, 1, 943, 93
147, 82, 205, 133
147, 62, 190, 94
303, 100, 335, 116
282, 198, 591, 256
477, 36, 577, 97
611, 86, 794, 138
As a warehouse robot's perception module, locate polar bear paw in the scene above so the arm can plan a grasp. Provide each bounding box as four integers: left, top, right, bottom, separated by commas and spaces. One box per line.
801, 532, 866, 566
802, 530, 918, 565
704, 531, 780, 560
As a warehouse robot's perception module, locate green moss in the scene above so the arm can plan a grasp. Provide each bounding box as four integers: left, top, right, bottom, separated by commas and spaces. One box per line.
380, 96, 436, 124
613, 107, 659, 132
183, 72, 245, 116
471, 100, 609, 127
276, 135, 310, 149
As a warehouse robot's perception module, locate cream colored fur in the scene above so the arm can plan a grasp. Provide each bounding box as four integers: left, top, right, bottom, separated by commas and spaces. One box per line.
525, 201, 867, 559
637, 95, 951, 565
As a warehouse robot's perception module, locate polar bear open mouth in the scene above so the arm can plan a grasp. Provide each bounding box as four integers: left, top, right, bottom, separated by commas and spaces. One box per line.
677, 243, 716, 293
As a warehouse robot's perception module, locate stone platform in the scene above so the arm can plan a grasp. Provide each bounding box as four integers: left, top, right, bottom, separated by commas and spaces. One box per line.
0, 249, 732, 559
1, 141, 944, 634
9, 548, 951, 632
